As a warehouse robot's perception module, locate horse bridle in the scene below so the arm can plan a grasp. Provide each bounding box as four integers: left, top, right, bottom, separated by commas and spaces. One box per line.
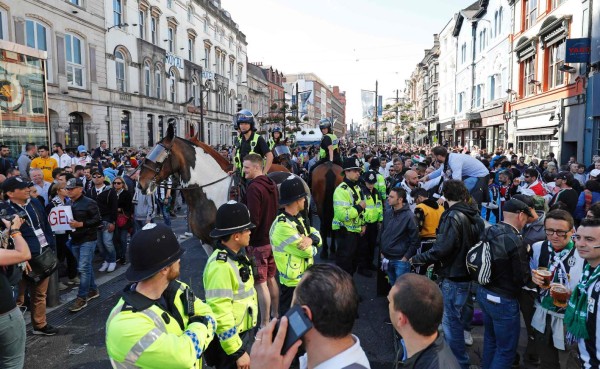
142, 140, 232, 191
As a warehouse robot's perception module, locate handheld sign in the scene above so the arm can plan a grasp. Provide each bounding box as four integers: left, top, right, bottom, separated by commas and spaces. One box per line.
48, 205, 74, 232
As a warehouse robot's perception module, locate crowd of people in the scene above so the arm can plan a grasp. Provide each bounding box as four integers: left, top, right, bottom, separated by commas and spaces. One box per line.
5, 116, 600, 369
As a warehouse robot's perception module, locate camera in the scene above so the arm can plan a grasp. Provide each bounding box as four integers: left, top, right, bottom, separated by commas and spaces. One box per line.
0, 209, 27, 230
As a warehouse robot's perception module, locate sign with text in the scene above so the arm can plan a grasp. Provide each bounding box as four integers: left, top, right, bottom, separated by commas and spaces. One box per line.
165, 53, 184, 69
565, 38, 591, 63
48, 205, 74, 232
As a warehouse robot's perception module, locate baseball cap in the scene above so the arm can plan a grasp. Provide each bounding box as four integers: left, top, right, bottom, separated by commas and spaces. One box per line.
66, 178, 84, 189
2, 177, 30, 192
503, 199, 533, 217
511, 194, 535, 209
556, 171, 574, 181
590, 169, 600, 178
78, 145, 88, 153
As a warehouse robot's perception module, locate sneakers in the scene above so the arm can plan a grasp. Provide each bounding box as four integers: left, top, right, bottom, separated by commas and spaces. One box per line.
464, 330, 474, 346
67, 277, 80, 285
69, 297, 88, 312
33, 324, 58, 336
59, 282, 69, 291
107, 262, 117, 272
99, 261, 109, 272
87, 289, 100, 301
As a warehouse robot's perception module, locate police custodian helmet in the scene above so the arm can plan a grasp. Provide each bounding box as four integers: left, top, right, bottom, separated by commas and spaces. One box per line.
126, 223, 185, 282
279, 175, 308, 206
363, 170, 378, 184
210, 201, 256, 238
342, 157, 362, 171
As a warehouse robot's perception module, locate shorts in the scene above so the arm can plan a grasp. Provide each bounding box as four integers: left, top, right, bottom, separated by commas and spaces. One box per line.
247, 244, 276, 284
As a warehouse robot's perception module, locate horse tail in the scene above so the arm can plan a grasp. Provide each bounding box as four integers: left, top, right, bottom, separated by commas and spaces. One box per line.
322, 163, 336, 237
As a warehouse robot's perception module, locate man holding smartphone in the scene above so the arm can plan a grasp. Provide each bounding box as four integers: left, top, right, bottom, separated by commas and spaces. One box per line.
250, 264, 370, 369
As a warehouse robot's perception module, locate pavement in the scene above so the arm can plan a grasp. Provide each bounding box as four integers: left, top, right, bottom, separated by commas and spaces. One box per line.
23, 210, 539, 369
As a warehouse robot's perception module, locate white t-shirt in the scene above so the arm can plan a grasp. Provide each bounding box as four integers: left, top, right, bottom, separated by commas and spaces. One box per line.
52, 153, 73, 168
299, 335, 371, 369
72, 155, 92, 167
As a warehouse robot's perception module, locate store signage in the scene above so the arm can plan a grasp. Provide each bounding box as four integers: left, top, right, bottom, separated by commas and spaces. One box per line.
165, 53, 184, 69
202, 70, 214, 81
565, 38, 591, 63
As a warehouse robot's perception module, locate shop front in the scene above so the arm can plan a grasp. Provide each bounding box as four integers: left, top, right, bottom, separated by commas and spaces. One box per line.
455, 116, 485, 149
0, 40, 49, 155
514, 102, 558, 159
439, 120, 454, 146
480, 105, 506, 153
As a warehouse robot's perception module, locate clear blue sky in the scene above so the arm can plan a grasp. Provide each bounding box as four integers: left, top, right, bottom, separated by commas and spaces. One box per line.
222, 0, 477, 128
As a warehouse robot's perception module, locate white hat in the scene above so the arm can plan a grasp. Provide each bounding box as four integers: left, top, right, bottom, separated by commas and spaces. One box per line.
590, 169, 600, 178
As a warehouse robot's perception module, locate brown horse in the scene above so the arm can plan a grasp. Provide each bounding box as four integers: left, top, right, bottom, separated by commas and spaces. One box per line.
311, 162, 343, 259
138, 124, 291, 248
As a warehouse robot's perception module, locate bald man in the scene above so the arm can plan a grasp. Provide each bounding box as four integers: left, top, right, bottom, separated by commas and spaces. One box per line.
397, 170, 421, 212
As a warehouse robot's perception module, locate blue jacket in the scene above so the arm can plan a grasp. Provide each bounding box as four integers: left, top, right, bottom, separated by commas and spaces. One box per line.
575, 190, 600, 220
0, 198, 55, 255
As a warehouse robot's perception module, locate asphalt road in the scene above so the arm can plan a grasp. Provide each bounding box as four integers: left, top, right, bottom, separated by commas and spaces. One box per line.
22, 211, 536, 369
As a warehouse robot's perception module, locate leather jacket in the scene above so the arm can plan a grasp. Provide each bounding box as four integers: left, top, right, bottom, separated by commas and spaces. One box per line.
411, 202, 484, 280
70, 195, 102, 243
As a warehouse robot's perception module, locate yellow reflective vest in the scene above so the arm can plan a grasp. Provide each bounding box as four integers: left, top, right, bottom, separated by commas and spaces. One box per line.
234, 133, 261, 171
269, 212, 322, 287
203, 247, 258, 356
375, 172, 387, 200
319, 133, 339, 159
106, 280, 216, 369
333, 180, 365, 233
363, 188, 383, 224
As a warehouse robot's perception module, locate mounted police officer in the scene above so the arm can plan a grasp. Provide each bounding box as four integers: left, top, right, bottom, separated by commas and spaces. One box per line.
233, 109, 273, 176
203, 201, 258, 369
308, 118, 341, 183
268, 126, 283, 151
332, 157, 366, 276
106, 223, 216, 368
269, 175, 321, 315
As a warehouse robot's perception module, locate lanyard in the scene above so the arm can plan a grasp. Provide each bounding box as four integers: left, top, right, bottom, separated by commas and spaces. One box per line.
9, 200, 42, 230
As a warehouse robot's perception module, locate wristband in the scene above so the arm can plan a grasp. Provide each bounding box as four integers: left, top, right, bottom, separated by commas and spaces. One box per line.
10, 232, 22, 238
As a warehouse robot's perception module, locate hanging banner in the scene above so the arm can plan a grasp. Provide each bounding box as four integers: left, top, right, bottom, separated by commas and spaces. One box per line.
361, 90, 375, 119
299, 91, 312, 115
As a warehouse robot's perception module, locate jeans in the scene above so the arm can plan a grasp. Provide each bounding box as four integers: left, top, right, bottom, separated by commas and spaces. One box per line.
71, 241, 98, 299
113, 226, 129, 261
441, 279, 472, 369
386, 259, 411, 286
157, 200, 171, 226
97, 221, 116, 263
476, 286, 521, 369
0, 306, 26, 369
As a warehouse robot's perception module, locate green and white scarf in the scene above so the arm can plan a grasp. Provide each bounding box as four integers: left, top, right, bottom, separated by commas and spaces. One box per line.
565, 264, 600, 343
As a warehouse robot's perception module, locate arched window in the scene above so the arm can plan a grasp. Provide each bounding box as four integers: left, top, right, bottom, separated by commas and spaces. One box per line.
26, 19, 53, 82
115, 50, 126, 92
168, 69, 177, 102
187, 6, 193, 22
144, 61, 151, 96
191, 77, 199, 106
65, 33, 85, 87
498, 7, 503, 35
155, 65, 162, 99
67, 113, 84, 148
121, 111, 131, 147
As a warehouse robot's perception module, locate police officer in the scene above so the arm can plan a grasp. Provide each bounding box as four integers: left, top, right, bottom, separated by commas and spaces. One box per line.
268, 127, 283, 151
308, 118, 341, 182
203, 201, 258, 369
106, 223, 216, 368
269, 175, 321, 315
332, 157, 366, 276
357, 170, 383, 277
233, 109, 273, 176
368, 157, 387, 200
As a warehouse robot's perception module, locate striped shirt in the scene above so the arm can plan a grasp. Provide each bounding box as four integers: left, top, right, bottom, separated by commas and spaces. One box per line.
579, 271, 600, 369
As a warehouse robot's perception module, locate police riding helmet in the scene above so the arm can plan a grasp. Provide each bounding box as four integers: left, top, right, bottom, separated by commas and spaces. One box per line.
210, 201, 256, 238
319, 118, 331, 132
235, 109, 255, 131
279, 175, 308, 206
272, 126, 282, 133
126, 223, 185, 282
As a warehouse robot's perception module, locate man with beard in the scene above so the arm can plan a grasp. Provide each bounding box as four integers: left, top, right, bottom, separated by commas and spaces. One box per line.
51, 143, 72, 169
106, 223, 216, 368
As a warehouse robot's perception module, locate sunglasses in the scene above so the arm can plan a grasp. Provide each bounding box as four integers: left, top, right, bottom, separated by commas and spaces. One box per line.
113, 182, 123, 185
92, 175, 103, 178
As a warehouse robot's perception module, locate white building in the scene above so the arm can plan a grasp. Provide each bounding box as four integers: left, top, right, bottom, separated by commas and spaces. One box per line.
438, 15, 458, 144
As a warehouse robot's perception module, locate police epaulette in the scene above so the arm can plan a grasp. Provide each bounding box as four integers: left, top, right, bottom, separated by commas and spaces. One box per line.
341, 183, 348, 189
216, 251, 228, 262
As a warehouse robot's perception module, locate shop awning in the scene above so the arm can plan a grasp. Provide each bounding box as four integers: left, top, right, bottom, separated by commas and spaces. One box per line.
515, 128, 556, 136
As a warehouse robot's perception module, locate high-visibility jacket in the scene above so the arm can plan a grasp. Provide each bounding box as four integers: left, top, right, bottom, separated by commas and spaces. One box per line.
363, 188, 383, 224
234, 133, 261, 171
333, 179, 364, 233
268, 138, 276, 151
106, 280, 216, 369
269, 212, 322, 287
319, 133, 339, 159
375, 172, 387, 200
203, 247, 258, 356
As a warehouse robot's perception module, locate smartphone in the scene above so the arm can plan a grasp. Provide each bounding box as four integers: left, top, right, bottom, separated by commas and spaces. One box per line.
273, 305, 313, 355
